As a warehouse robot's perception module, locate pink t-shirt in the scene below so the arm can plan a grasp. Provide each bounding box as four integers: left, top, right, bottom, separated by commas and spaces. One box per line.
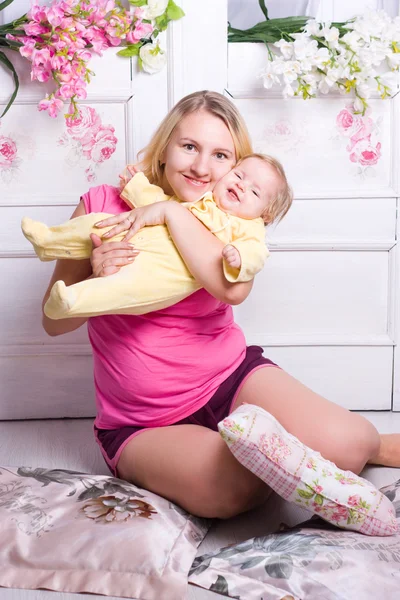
82, 184, 247, 429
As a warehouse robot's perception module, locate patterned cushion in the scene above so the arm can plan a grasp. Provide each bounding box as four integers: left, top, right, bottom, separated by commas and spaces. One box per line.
0, 466, 210, 599
189, 485, 400, 600
218, 404, 397, 536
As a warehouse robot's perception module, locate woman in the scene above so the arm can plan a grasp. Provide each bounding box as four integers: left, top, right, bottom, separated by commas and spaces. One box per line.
42, 91, 399, 520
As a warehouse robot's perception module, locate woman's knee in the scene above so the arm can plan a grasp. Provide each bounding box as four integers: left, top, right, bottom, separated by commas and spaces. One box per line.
197, 471, 269, 520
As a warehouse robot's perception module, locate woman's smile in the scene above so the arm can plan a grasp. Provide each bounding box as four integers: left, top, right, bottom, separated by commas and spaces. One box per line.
182, 174, 210, 187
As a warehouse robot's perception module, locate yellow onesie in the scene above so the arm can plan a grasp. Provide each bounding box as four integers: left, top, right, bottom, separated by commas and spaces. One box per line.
22, 173, 269, 320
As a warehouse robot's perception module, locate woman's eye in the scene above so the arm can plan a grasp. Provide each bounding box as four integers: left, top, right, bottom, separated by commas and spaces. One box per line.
184, 144, 195, 151
215, 152, 228, 160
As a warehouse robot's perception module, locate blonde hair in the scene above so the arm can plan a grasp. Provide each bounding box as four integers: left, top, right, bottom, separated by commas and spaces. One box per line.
137, 91, 253, 186
237, 153, 293, 225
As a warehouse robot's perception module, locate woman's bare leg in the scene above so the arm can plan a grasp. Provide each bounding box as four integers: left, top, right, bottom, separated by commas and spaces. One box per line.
230, 367, 387, 474
117, 424, 271, 519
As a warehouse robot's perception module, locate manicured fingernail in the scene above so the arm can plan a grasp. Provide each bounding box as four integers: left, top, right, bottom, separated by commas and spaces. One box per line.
95, 221, 103, 226
102, 232, 111, 238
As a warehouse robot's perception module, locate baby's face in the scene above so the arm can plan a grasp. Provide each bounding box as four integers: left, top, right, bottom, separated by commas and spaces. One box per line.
213, 157, 277, 220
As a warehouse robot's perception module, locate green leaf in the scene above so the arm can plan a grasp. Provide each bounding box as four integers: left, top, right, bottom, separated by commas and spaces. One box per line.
166, 0, 185, 21
297, 489, 314, 500
117, 44, 140, 57
0, 0, 16, 11
155, 13, 170, 31
128, 0, 147, 6
258, 0, 269, 20
314, 494, 324, 506
0, 50, 19, 118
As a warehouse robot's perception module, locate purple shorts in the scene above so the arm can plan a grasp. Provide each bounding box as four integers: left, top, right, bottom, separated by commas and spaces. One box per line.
94, 345, 279, 476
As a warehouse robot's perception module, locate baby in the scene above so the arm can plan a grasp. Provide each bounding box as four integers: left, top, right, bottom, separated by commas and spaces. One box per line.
22, 153, 292, 319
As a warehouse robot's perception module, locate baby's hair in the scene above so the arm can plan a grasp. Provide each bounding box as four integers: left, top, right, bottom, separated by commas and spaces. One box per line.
237, 153, 293, 225
137, 90, 253, 187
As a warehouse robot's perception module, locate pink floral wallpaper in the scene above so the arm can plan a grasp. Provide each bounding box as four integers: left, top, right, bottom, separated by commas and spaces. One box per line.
336, 103, 382, 172
57, 105, 118, 182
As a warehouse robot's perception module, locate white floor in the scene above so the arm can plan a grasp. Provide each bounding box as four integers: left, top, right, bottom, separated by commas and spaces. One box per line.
0, 411, 399, 600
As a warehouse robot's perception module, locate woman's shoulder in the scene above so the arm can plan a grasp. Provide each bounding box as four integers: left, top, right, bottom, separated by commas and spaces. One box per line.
81, 183, 129, 215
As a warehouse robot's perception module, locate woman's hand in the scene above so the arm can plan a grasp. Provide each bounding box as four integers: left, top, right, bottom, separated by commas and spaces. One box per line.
119, 164, 140, 192
90, 233, 140, 277
95, 201, 172, 243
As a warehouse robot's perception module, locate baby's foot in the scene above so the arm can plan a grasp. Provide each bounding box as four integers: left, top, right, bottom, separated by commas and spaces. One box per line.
44, 280, 77, 320
21, 217, 54, 261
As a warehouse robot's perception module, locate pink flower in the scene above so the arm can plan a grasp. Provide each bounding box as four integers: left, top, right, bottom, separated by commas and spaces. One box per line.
127, 21, 153, 44
31, 66, 51, 83
336, 108, 365, 139
28, 3, 48, 23
330, 505, 349, 523
23, 22, 49, 36
59, 84, 75, 99
85, 167, 96, 182
47, 5, 65, 27
38, 96, 64, 118
66, 105, 102, 143
82, 126, 118, 163
0, 136, 17, 167
314, 485, 323, 495
347, 494, 362, 507
349, 117, 374, 143
349, 138, 382, 166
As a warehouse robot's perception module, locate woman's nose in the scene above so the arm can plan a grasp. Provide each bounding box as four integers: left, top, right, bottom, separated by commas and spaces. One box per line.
190, 153, 209, 178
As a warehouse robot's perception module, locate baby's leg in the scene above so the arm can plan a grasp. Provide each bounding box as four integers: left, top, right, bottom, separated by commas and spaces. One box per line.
21, 214, 119, 261
44, 259, 198, 319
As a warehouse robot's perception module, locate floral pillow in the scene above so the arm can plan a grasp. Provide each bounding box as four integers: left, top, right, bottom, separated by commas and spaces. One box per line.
189, 480, 400, 600
218, 404, 397, 536
0, 466, 210, 600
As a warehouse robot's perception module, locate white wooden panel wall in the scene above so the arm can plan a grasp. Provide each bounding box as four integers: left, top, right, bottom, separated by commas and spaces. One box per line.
230, 0, 400, 411
0, 0, 228, 420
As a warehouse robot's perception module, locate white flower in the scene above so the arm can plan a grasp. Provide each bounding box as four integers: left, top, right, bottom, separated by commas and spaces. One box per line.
322, 26, 340, 46
313, 47, 330, 68
293, 38, 318, 61
139, 41, 167, 74
260, 64, 280, 89
274, 39, 293, 59
274, 60, 302, 84
143, 0, 169, 19
305, 19, 322, 37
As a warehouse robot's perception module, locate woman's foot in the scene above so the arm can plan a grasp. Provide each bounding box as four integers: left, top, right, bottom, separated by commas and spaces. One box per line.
368, 434, 400, 468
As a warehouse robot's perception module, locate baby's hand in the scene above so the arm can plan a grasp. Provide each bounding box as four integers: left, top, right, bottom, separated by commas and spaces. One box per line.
222, 244, 241, 269
119, 164, 140, 191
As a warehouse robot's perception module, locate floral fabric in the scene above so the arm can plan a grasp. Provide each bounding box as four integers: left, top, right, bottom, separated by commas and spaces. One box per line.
218, 404, 397, 536
0, 466, 210, 600
189, 480, 400, 600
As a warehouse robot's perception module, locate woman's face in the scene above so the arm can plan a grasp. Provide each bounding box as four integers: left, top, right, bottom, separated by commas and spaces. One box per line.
161, 109, 236, 202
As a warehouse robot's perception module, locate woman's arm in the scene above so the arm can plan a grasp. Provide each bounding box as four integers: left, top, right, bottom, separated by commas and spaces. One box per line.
165, 202, 253, 305
95, 201, 254, 305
